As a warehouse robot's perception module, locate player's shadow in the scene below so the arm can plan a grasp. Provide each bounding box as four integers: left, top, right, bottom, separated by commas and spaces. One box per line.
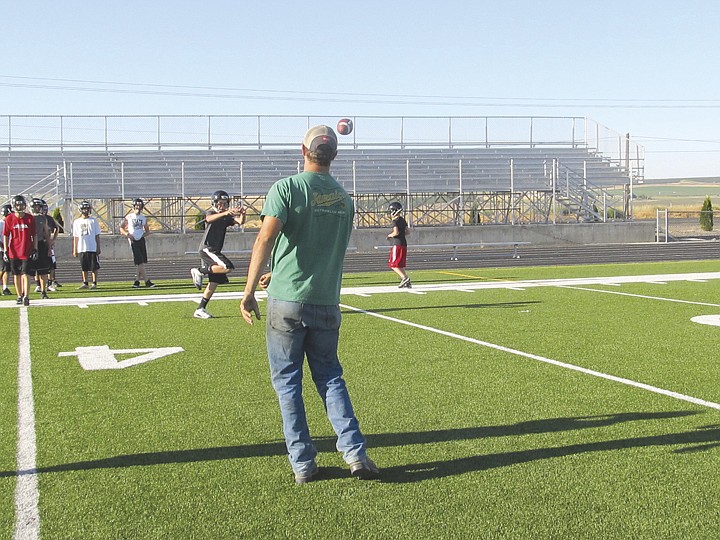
3, 411, 713, 481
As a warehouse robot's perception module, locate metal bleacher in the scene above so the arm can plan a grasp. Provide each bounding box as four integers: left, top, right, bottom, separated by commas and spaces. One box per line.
0, 115, 642, 227
0, 146, 631, 199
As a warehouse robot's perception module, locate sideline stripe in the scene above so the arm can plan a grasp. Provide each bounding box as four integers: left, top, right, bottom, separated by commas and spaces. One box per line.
14, 307, 40, 539
3, 271, 720, 310
436, 271, 497, 280
341, 303, 720, 412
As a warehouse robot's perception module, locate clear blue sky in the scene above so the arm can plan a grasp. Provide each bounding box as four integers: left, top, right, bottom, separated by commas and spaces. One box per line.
2, 0, 719, 179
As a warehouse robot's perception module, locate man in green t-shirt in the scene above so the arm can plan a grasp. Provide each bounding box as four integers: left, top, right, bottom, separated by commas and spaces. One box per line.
241, 125, 378, 484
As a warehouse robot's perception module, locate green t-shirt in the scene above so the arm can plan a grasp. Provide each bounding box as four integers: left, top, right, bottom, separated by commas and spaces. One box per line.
262, 171, 354, 305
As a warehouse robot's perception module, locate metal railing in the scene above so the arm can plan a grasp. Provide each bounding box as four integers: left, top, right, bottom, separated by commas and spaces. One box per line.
3, 156, 631, 232
0, 114, 644, 180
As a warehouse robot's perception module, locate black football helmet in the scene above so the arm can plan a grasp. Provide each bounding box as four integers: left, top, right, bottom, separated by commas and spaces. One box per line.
80, 200, 92, 216
389, 201, 403, 217
31, 198, 44, 214
211, 190, 230, 211
133, 198, 145, 211
2, 204, 11, 217
12, 195, 27, 212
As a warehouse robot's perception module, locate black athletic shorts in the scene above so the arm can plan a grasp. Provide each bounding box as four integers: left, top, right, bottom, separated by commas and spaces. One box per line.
80, 252, 100, 273
10, 258, 32, 276
199, 245, 234, 272
32, 241, 51, 274
130, 237, 148, 265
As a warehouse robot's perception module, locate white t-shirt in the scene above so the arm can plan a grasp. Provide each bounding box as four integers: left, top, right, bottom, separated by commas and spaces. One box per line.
72, 216, 101, 252
124, 212, 147, 241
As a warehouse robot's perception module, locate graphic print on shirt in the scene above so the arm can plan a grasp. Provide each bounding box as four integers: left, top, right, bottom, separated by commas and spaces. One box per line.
312, 190, 348, 216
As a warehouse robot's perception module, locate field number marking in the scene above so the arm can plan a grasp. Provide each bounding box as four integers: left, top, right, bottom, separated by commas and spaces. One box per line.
58, 346, 184, 370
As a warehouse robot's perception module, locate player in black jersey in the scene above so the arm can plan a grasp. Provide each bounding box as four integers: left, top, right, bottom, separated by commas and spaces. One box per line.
190, 190, 245, 319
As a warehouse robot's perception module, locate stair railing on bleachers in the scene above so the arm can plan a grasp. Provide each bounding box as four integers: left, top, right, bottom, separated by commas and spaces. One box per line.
9, 164, 68, 212
552, 159, 627, 222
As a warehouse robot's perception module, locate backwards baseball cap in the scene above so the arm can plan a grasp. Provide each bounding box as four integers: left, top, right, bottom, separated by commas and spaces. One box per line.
303, 125, 338, 155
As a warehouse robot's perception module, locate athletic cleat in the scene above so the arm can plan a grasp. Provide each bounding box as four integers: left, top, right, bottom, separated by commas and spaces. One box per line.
193, 307, 213, 319
295, 464, 320, 485
78, 283, 89, 290
132, 281, 141, 288
16, 296, 23, 305
52, 281, 62, 288
34, 285, 41, 293
23, 296, 30, 306
90, 283, 97, 289
191, 268, 203, 290
47, 284, 57, 292
399, 277, 411, 288
145, 280, 156, 288
41, 291, 49, 300
349, 456, 379, 480
2, 288, 11, 295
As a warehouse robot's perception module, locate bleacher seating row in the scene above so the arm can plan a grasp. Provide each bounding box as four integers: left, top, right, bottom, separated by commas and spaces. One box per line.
0, 146, 631, 200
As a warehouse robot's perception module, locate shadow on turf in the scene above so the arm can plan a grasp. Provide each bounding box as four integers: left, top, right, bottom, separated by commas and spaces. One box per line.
3, 411, 716, 481
342, 301, 541, 314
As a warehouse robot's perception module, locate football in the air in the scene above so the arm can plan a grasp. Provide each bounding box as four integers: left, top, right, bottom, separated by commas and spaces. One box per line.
337, 118, 353, 135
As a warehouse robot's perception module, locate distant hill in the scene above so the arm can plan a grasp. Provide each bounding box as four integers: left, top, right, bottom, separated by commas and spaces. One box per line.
641, 176, 720, 184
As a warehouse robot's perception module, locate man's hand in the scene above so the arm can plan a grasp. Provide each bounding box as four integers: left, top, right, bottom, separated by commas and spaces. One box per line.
240, 293, 261, 325
29, 249, 38, 262
2, 251, 8, 263
258, 272, 272, 289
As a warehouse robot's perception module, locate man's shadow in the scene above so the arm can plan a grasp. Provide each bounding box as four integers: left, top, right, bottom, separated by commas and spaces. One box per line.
5, 410, 716, 484
376, 422, 720, 483
343, 300, 541, 315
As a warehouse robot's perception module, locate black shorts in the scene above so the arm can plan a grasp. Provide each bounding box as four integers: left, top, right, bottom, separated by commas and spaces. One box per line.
130, 237, 148, 265
10, 258, 32, 276
199, 246, 235, 272
80, 252, 100, 273
32, 241, 51, 274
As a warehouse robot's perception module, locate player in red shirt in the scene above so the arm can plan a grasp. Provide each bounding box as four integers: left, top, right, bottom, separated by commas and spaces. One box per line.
386, 201, 411, 288
2, 195, 38, 306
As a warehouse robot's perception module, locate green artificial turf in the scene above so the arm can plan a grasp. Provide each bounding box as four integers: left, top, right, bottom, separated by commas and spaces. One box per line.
3, 259, 720, 539
0, 310, 19, 539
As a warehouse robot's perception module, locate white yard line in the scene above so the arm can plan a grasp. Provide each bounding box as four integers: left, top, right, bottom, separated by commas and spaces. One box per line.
1, 271, 720, 309
14, 307, 40, 540
340, 303, 720, 412
558, 286, 720, 307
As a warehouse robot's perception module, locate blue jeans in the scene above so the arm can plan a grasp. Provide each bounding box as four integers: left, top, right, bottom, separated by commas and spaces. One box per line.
266, 297, 367, 475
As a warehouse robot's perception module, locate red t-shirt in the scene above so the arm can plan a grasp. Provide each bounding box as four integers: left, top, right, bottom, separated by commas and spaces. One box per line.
4, 212, 35, 260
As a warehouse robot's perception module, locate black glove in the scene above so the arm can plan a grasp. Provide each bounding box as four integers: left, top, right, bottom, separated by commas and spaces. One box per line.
2, 251, 8, 263
29, 249, 38, 262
